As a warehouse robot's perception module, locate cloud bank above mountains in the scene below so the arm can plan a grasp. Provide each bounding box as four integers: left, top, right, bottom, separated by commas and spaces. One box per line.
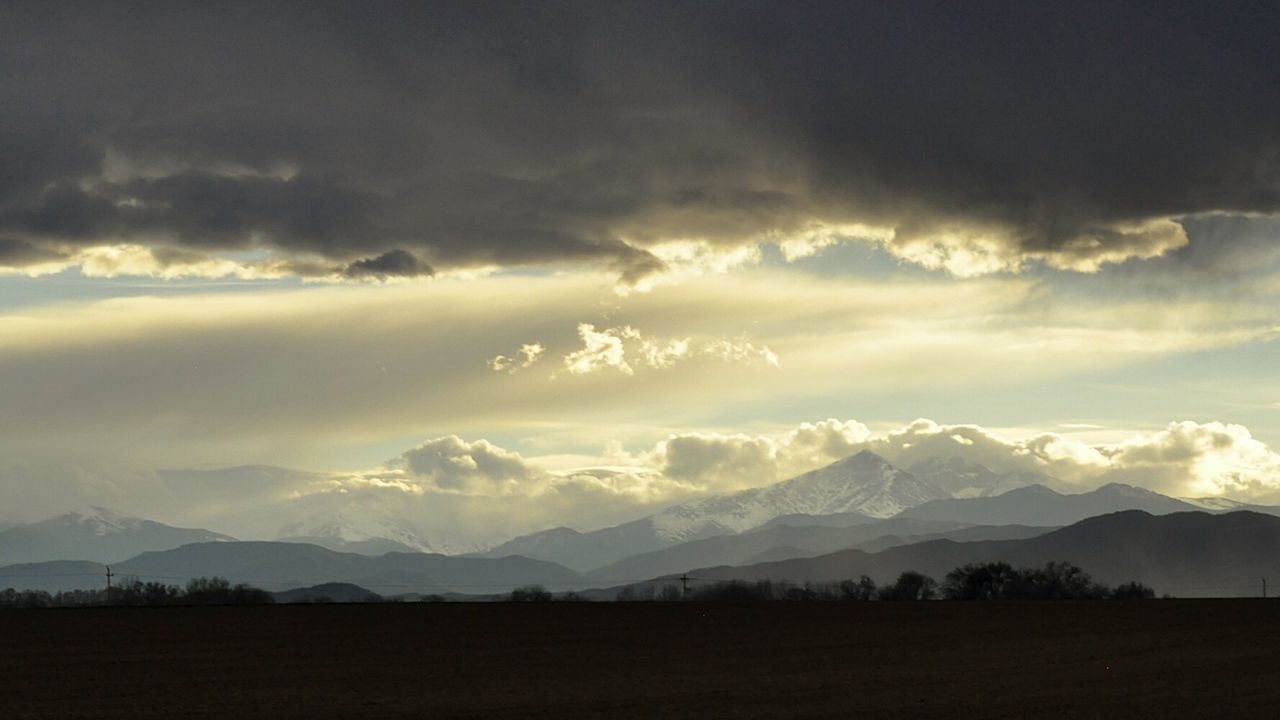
251, 417, 1280, 544
2, 2, 1277, 282
6, 417, 1278, 548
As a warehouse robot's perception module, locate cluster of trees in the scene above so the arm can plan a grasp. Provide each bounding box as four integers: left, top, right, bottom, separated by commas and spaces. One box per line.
612, 562, 1156, 602
506, 585, 590, 602
666, 573, 936, 603
615, 584, 685, 602
508, 585, 554, 602
0, 577, 274, 609
940, 561, 1156, 600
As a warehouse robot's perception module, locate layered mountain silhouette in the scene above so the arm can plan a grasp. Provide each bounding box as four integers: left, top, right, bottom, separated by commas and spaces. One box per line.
273, 582, 382, 603
0, 560, 108, 593
0, 508, 236, 565
648, 510, 1280, 597
475, 452, 1194, 573
480, 451, 946, 571
897, 483, 1201, 525
0, 541, 583, 595
9, 450, 1280, 598
585, 519, 1054, 584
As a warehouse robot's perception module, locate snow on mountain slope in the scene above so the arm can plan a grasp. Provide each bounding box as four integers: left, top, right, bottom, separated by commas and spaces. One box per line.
64, 507, 150, 534
650, 450, 949, 542
480, 450, 948, 571
276, 511, 435, 555
0, 508, 236, 564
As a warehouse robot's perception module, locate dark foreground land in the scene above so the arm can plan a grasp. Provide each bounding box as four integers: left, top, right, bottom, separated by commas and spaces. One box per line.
2, 600, 1278, 719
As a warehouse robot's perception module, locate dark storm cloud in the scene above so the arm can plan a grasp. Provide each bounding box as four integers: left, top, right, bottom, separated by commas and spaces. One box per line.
344, 248, 434, 279
0, 237, 67, 267
1, 1, 1277, 277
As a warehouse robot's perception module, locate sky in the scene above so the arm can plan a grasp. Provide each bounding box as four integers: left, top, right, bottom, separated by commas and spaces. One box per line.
2, 2, 1279, 545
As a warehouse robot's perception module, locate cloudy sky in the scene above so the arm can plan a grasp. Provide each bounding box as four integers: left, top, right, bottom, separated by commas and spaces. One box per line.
2, 2, 1279, 544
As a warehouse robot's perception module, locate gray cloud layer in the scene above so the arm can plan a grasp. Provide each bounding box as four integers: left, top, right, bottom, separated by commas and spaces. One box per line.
2, 1, 1277, 277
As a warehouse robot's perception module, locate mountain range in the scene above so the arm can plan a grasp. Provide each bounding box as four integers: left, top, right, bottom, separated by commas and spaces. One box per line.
7, 450, 1280, 597
896, 483, 1202, 526
476, 451, 1232, 573
584, 519, 1055, 584
478, 451, 954, 571
0, 505, 447, 566
0, 541, 583, 596
0, 508, 235, 565
634, 510, 1280, 598
6, 508, 1280, 600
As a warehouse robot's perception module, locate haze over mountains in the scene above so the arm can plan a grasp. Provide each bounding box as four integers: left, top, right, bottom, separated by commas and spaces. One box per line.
8, 510, 1276, 600
904, 457, 1083, 497
652, 510, 1280, 598
4, 450, 1280, 597
0, 543, 581, 596
897, 484, 1203, 526
585, 520, 1054, 585
275, 512, 432, 556
478, 451, 956, 571
0, 508, 234, 565
477, 452, 1147, 572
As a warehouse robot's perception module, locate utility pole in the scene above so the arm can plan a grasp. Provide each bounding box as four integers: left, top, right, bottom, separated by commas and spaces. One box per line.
105, 566, 114, 602
1263, 578, 1268, 599
679, 574, 690, 599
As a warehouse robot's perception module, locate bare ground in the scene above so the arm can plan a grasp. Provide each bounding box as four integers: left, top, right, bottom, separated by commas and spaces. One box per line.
2, 600, 1278, 719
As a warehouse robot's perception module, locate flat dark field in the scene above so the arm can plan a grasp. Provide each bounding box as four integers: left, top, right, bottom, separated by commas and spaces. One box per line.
3, 600, 1278, 719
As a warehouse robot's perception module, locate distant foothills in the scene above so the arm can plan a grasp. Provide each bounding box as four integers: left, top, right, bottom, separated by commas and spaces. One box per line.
4, 451, 1280, 599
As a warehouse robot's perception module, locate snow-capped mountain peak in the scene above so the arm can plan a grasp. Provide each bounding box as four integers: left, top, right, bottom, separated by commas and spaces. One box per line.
647, 450, 949, 542
49, 507, 147, 535
1, 509, 236, 564
276, 511, 435, 554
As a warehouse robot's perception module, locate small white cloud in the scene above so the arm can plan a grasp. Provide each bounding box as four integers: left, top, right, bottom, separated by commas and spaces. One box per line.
564, 324, 634, 375
560, 324, 779, 376
634, 335, 690, 369
702, 338, 780, 367
488, 343, 545, 374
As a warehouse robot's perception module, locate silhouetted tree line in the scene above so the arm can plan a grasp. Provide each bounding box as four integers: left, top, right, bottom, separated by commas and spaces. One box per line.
508, 584, 554, 602
612, 562, 1157, 602
505, 584, 593, 602
0, 576, 273, 608
944, 561, 1095, 600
